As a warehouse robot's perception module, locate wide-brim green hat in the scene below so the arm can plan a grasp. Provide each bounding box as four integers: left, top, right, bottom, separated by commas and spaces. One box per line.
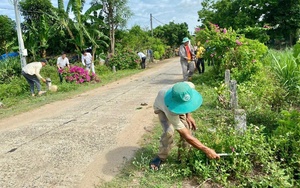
182, 37, 190, 43
164, 82, 203, 114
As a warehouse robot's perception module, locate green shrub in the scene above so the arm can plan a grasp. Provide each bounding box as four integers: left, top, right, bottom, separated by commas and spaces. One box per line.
195, 23, 268, 82
109, 49, 139, 70
152, 44, 165, 59
270, 110, 300, 186
0, 77, 28, 100
0, 57, 22, 84
153, 51, 160, 60
183, 123, 294, 187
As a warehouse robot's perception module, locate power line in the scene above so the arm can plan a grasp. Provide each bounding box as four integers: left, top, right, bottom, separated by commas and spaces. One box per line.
152, 16, 166, 25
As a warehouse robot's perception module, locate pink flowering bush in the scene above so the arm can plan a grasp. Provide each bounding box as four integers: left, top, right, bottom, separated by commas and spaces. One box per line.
59, 66, 97, 84
109, 49, 140, 70
195, 22, 268, 82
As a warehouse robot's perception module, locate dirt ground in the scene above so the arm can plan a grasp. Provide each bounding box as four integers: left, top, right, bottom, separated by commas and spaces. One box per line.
0, 58, 184, 188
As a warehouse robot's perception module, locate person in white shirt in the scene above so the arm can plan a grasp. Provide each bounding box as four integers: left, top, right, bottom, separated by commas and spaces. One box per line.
57, 52, 70, 83
137, 51, 146, 69
81, 50, 95, 74
21, 60, 47, 96
150, 82, 220, 170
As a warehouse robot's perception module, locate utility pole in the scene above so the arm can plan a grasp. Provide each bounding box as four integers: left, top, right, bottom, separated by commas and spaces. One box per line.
13, 0, 27, 68
150, 13, 153, 37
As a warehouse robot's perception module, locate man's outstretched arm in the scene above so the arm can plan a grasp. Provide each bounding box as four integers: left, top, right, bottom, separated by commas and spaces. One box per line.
177, 127, 220, 160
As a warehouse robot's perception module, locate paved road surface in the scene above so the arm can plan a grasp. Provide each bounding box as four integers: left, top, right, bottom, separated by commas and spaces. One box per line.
0, 58, 183, 188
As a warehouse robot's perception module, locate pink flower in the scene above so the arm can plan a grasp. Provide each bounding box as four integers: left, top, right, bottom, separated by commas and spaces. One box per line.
223, 28, 227, 34
195, 27, 201, 32
252, 59, 257, 63
236, 40, 242, 46
210, 53, 215, 58
230, 146, 235, 152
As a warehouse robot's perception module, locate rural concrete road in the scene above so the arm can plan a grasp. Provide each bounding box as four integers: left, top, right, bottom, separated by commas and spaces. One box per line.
0, 58, 184, 188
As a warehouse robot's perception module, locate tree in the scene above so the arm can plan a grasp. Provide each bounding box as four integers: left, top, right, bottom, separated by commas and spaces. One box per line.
197, 0, 300, 46
93, 0, 132, 54
262, 0, 300, 45
120, 25, 149, 51
0, 15, 17, 54
19, 0, 55, 57
19, 0, 54, 30
153, 22, 190, 47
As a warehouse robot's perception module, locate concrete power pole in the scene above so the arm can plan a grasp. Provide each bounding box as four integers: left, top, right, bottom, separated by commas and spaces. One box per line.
150, 13, 153, 37
13, 0, 27, 68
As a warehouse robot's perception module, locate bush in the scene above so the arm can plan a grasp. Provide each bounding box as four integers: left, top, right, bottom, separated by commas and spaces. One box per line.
270, 110, 300, 186
152, 44, 165, 60
109, 49, 139, 70
195, 23, 268, 82
59, 66, 96, 84
184, 124, 294, 187
0, 57, 22, 84
0, 77, 28, 100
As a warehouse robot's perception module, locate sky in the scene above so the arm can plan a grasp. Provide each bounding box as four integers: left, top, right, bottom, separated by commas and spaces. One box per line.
0, 0, 203, 33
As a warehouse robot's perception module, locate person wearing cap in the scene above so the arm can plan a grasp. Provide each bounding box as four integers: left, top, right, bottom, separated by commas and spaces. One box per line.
57, 51, 70, 83
21, 60, 47, 96
179, 37, 195, 81
137, 51, 147, 69
150, 82, 220, 170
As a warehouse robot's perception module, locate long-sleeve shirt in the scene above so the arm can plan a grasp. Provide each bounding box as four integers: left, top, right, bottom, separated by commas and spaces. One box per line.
81, 52, 93, 66
179, 43, 195, 62
22, 62, 43, 79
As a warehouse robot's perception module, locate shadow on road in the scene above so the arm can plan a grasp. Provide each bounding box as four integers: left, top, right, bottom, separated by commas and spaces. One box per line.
102, 146, 140, 176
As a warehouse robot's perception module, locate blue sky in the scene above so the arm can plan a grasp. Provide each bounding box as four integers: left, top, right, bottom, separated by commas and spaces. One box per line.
1, 0, 203, 33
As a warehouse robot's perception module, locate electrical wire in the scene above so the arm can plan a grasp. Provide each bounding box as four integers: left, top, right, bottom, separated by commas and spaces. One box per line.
152, 15, 166, 25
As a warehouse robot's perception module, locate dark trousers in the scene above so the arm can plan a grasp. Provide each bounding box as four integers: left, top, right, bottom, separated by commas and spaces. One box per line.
58, 73, 63, 83
196, 58, 205, 73
22, 71, 41, 94
141, 57, 146, 69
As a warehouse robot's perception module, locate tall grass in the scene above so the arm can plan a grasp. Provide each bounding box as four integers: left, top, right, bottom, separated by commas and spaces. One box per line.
268, 49, 300, 102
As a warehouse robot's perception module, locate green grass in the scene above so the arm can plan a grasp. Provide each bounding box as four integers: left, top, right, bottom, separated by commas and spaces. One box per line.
0, 68, 141, 119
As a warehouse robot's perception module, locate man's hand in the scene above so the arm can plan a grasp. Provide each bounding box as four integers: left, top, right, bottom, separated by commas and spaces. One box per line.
205, 148, 220, 160
42, 78, 46, 83
186, 113, 197, 130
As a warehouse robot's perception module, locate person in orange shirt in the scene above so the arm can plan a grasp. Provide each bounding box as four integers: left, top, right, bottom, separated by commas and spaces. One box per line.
179, 37, 195, 81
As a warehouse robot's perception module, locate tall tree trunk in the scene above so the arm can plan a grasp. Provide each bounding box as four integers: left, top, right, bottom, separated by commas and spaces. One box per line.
110, 26, 115, 54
